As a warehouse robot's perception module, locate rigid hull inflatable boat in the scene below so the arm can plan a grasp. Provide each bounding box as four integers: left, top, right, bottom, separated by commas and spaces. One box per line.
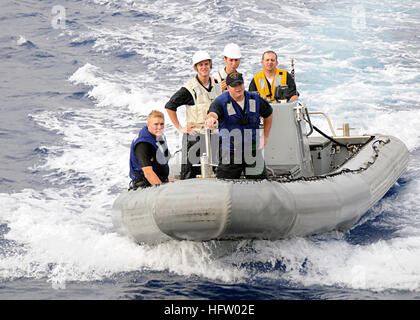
112, 101, 408, 244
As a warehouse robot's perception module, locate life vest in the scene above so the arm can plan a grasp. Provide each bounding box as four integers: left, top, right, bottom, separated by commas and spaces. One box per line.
183, 76, 222, 133
253, 68, 287, 100
217, 91, 261, 153
212, 68, 228, 84
212, 68, 241, 90
129, 126, 169, 181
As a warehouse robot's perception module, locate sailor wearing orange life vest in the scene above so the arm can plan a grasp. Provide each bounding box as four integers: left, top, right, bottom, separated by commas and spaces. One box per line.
249, 50, 299, 102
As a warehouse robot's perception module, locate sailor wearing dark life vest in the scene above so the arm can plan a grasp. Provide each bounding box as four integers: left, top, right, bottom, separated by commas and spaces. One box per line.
205, 72, 273, 179
129, 110, 172, 190
249, 50, 298, 102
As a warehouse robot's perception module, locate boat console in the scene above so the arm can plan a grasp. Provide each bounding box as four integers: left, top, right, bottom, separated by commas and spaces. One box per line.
265, 101, 314, 178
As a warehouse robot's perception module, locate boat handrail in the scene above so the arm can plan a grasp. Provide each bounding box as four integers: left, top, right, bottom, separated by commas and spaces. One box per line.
298, 102, 314, 137
308, 111, 337, 137
196, 127, 217, 178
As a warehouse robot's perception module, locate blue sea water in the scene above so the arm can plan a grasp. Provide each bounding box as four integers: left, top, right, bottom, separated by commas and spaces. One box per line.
1, 0, 420, 302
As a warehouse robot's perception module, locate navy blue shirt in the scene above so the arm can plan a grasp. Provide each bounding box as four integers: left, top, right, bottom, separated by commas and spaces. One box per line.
208, 91, 272, 123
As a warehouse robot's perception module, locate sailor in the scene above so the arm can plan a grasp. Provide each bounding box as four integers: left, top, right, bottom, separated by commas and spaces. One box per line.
212, 43, 242, 93
165, 50, 222, 179
249, 50, 298, 102
129, 110, 171, 190
205, 72, 273, 179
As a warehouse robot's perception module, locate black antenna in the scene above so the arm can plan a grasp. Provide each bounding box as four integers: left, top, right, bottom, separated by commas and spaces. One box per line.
291, 58, 295, 81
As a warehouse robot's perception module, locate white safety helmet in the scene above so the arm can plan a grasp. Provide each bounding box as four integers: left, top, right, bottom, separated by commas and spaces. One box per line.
192, 50, 212, 66
222, 43, 241, 59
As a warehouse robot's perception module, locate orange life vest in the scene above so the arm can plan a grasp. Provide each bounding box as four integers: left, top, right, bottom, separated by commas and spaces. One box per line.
253, 68, 287, 100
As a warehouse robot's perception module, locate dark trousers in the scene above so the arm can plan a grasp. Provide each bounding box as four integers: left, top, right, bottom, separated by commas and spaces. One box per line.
180, 132, 219, 180
216, 148, 267, 179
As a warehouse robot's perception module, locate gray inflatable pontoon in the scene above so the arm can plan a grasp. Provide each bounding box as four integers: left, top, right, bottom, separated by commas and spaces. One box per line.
112, 102, 408, 244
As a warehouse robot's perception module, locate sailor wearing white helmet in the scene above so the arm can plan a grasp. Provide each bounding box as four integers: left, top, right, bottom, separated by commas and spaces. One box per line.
212, 43, 242, 92
165, 50, 222, 179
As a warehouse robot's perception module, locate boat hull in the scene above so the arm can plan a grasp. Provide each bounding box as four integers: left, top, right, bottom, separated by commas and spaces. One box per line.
112, 135, 408, 244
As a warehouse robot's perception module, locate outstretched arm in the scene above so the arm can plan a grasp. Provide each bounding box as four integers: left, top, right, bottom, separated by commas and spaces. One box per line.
142, 166, 163, 185
166, 109, 196, 135
205, 112, 219, 128
262, 114, 273, 148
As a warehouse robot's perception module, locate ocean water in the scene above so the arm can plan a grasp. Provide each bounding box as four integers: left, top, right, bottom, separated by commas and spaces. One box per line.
1, 0, 419, 301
